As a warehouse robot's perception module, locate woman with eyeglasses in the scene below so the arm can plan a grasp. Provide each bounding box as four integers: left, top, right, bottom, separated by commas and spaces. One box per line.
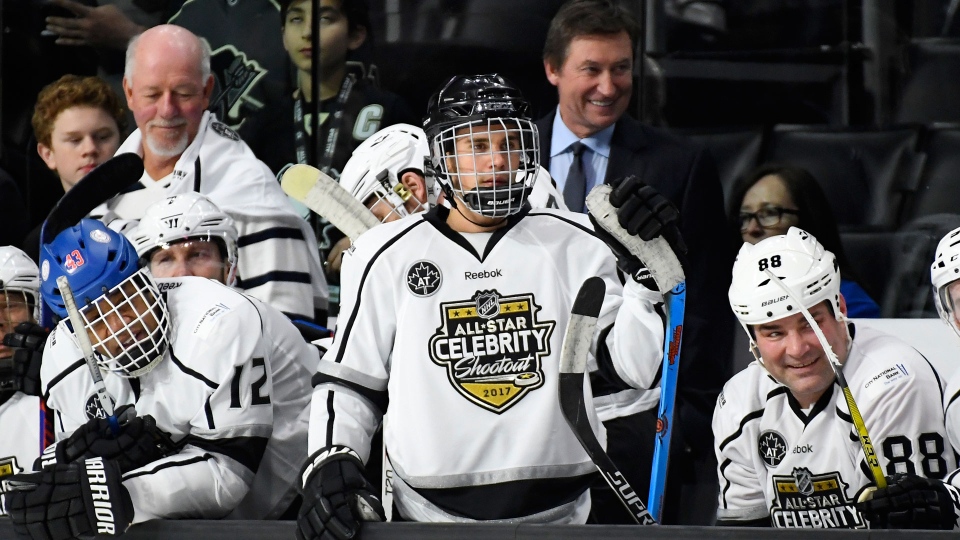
727, 163, 881, 318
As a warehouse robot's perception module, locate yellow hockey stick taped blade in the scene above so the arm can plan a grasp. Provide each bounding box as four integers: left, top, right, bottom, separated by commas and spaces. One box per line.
281, 164, 381, 241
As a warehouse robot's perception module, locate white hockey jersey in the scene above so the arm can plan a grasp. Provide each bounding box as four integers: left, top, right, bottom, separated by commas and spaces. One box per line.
310, 205, 666, 523
91, 112, 328, 322
40, 277, 316, 522
0, 393, 40, 516
714, 325, 954, 528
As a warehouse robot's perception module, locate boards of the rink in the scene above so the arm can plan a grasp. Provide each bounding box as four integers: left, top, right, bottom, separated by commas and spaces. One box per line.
0, 521, 956, 539
732, 318, 959, 380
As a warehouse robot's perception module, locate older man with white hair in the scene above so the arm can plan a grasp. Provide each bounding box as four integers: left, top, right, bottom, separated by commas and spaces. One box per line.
91, 24, 328, 323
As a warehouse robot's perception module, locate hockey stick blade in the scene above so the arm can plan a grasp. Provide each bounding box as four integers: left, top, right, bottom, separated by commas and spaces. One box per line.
585, 185, 683, 294
558, 277, 657, 526
762, 269, 886, 490
57, 276, 119, 434
281, 164, 380, 242
40, 153, 144, 244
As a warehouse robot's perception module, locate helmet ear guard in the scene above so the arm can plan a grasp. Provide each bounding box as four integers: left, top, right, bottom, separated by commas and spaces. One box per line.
728, 227, 845, 363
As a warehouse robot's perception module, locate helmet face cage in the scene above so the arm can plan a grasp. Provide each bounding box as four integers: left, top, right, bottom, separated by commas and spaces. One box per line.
728, 228, 843, 356
931, 227, 960, 337
432, 117, 539, 218
130, 193, 239, 286
79, 268, 170, 378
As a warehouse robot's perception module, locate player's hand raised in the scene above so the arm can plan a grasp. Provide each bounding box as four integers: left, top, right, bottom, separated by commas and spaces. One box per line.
297, 445, 385, 540
608, 176, 686, 255
856, 473, 959, 530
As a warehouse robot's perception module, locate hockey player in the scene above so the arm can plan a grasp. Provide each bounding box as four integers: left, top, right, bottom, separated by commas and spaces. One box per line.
3, 219, 317, 538
0, 247, 42, 509
715, 227, 955, 529
127, 192, 239, 285
852, 227, 960, 530
90, 24, 329, 324
295, 73, 683, 537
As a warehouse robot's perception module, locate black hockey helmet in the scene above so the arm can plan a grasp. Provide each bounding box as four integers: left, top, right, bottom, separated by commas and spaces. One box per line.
422, 74, 539, 218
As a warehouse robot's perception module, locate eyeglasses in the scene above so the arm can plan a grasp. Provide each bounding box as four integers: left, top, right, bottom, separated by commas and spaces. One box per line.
738, 207, 800, 231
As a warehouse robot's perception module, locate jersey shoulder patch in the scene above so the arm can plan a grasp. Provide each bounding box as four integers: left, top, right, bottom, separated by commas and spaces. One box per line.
211, 121, 241, 141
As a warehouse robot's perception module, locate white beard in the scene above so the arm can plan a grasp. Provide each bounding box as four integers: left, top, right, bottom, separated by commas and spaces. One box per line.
145, 130, 189, 158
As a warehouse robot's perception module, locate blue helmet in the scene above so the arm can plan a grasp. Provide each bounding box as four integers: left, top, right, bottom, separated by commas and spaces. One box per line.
39, 218, 140, 318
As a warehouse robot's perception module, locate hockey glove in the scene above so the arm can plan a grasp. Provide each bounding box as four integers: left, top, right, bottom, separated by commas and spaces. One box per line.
588, 176, 685, 286
297, 445, 385, 540
4, 457, 133, 539
856, 473, 959, 530
3, 322, 49, 397
43, 404, 178, 474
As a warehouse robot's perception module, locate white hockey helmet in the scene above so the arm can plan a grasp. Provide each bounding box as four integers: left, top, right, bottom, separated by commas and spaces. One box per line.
931, 226, 960, 337
128, 193, 239, 286
338, 123, 434, 222
729, 227, 842, 344
0, 246, 40, 329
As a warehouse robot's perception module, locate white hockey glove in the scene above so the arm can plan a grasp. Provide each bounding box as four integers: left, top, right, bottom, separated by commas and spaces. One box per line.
856, 473, 960, 530
4, 457, 133, 539
297, 445, 385, 540
588, 176, 686, 288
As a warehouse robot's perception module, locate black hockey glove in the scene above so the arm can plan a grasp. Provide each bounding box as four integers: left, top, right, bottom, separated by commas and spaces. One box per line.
856, 473, 959, 530
3, 322, 49, 397
42, 404, 178, 475
297, 445, 386, 540
4, 457, 133, 539
588, 176, 686, 286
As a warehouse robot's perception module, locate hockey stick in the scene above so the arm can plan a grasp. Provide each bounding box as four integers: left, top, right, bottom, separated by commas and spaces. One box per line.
39, 153, 144, 328
56, 276, 119, 435
559, 276, 657, 525
762, 269, 886, 492
280, 163, 395, 518
280, 164, 379, 242
585, 185, 686, 522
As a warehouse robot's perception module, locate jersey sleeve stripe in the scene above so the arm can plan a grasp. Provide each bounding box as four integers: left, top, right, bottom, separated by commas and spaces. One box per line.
122, 453, 214, 480
947, 388, 960, 412
237, 271, 312, 289
324, 390, 336, 448
719, 458, 733, 509
718, 409, 764, 451
42, 358, 85, 399
334, 220, 427, 365
169, 349, 218, 390
312, 373, 388, 413
182, 435, 270, 474
204, 395, 215, 429
237, 226, 305, 247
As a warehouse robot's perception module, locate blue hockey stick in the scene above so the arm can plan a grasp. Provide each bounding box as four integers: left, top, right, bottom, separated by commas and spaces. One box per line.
585, 185, 686, 524
648, 282, 685, 522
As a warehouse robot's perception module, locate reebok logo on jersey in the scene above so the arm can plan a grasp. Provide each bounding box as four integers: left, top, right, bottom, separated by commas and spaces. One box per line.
758, 430, 787, 467
85, 458, 117, 534
770, 468, 865, 529
793, 444, 813, 454
464, 269, 503, 280
407, 260, 442, 297
429, 289, 555, 413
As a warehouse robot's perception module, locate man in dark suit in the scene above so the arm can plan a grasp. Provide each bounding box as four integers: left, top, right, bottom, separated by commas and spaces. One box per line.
538, 0, 734, 525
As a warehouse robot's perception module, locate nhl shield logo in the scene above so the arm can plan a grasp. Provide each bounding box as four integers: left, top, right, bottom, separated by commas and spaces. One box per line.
475, 292, 500, 320
406, 260, 442, 297
758, 430, 787, 467
792, 467, 815, 496
429, 290, 554, 413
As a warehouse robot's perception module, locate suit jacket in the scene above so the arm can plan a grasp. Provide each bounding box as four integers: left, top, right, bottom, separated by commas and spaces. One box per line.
538, 110, 735, 453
